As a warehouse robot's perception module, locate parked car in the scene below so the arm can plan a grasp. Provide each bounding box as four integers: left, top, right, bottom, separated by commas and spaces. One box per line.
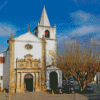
64, 83, 75, 94
53, 87, 64, 94
84, 85, 94, 93
74, 84, 79, 92
68, 79, 74, 84
73, 81, 80, 92
62, 80, 66, 86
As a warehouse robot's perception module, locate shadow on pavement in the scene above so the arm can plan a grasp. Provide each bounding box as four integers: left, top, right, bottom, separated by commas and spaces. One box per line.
45, 89, 52, 94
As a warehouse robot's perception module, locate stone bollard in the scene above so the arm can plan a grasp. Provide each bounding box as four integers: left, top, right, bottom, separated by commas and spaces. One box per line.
4, 90, 6, 93
34, 87, 35, 92
52, 90, 54, 94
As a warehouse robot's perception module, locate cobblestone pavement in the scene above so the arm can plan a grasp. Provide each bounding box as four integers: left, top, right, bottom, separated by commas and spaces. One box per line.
83, 82, 100, 100
88, 82, 100, 93
0, 82, 100, 100
0, 92, 88, 100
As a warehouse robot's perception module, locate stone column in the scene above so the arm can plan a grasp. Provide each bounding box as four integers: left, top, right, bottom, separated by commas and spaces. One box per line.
54, 40, 57, 66
39, 72, 41, 91
46, 71, 50, 89
33, 73, 36, 92
35, 73, 39, 92
31, 73, 35, 92
58, 70, 62, 87
16, 73, 20, 93
8, 35, 15, 93
20, 73, 25, 93
41, 37, 46, 91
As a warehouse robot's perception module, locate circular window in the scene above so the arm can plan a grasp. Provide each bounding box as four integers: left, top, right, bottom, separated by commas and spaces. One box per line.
25, 44, 33, 50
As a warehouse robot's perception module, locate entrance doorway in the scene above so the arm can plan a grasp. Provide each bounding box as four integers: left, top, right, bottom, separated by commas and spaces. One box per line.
24, 74, 33, 92
50, 72, 58, 89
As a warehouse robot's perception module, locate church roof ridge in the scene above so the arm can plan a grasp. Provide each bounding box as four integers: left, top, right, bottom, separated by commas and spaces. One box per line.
13, 31, 43, 42
13, 31, 31, 39
39, 6, 51, 27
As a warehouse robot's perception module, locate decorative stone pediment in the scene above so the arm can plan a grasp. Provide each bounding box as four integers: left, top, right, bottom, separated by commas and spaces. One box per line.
24, 54, 33, 58
24, 54, 33, 61
46, 65, 60, 70
16, 54, 40, 69
17, 59, 25, 62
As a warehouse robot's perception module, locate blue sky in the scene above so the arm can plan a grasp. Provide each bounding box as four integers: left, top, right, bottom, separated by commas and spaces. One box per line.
0, 0, 100, 53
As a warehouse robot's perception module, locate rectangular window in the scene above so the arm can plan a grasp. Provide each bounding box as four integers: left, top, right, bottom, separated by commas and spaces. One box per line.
34, 63, 38, 66
0, 57, 5, 63
0, 76, 3, 80
1, 76, 3, 80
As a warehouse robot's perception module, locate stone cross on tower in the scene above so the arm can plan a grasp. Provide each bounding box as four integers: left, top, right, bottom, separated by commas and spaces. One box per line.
27, 24, 31, 32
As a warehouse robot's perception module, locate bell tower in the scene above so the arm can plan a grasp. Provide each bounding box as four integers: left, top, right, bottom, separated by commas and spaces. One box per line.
33, 6, 57, 66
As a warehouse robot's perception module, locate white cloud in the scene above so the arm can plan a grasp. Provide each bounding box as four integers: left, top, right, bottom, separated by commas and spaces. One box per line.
72, 0, 100, 5
90, 33, 100, 45
0, 23, 17, 53
57, 35, 77, 47
91, 38, 100, 45
0, 0, 8, 10
0, 25, 16, 37
66, 39, 77, 45
57, 10, 100, 44
70, 10, 100, 25
57, 35, 70, 44
70, 10, 90, 22
69, 10, 100, 37
69, 25, 100, 37
0, 47, 7, 54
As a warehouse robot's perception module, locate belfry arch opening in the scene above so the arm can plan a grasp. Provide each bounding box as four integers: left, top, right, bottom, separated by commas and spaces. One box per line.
45, 30, 50, 38
24, 74, 33, 92
50, 72, 58, 89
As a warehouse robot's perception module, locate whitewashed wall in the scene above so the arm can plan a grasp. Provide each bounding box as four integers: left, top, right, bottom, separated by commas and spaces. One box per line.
0, 52, 5, 90
0, 53, 5, 76
36, 25, 56, 39
14, 41, 42, 68
0, 51, 9, 90
94, 75, 96, 81
14, 32, 42, 69
3, 50, 9, 89
46, 40, 56, 66
94, 72, 100, 82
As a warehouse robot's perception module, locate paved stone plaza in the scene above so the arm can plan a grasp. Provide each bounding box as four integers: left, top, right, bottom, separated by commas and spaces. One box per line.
0, 82, 100, 100
0, 92, 88, 100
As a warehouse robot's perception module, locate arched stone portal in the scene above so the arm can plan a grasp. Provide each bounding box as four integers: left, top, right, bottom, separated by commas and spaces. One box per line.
46, 65, 62, 89
50, 72, 58, 89
24, 74, 33, 92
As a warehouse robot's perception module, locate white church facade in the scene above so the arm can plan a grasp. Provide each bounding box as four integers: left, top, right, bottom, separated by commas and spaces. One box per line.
0, 6, 62, 93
